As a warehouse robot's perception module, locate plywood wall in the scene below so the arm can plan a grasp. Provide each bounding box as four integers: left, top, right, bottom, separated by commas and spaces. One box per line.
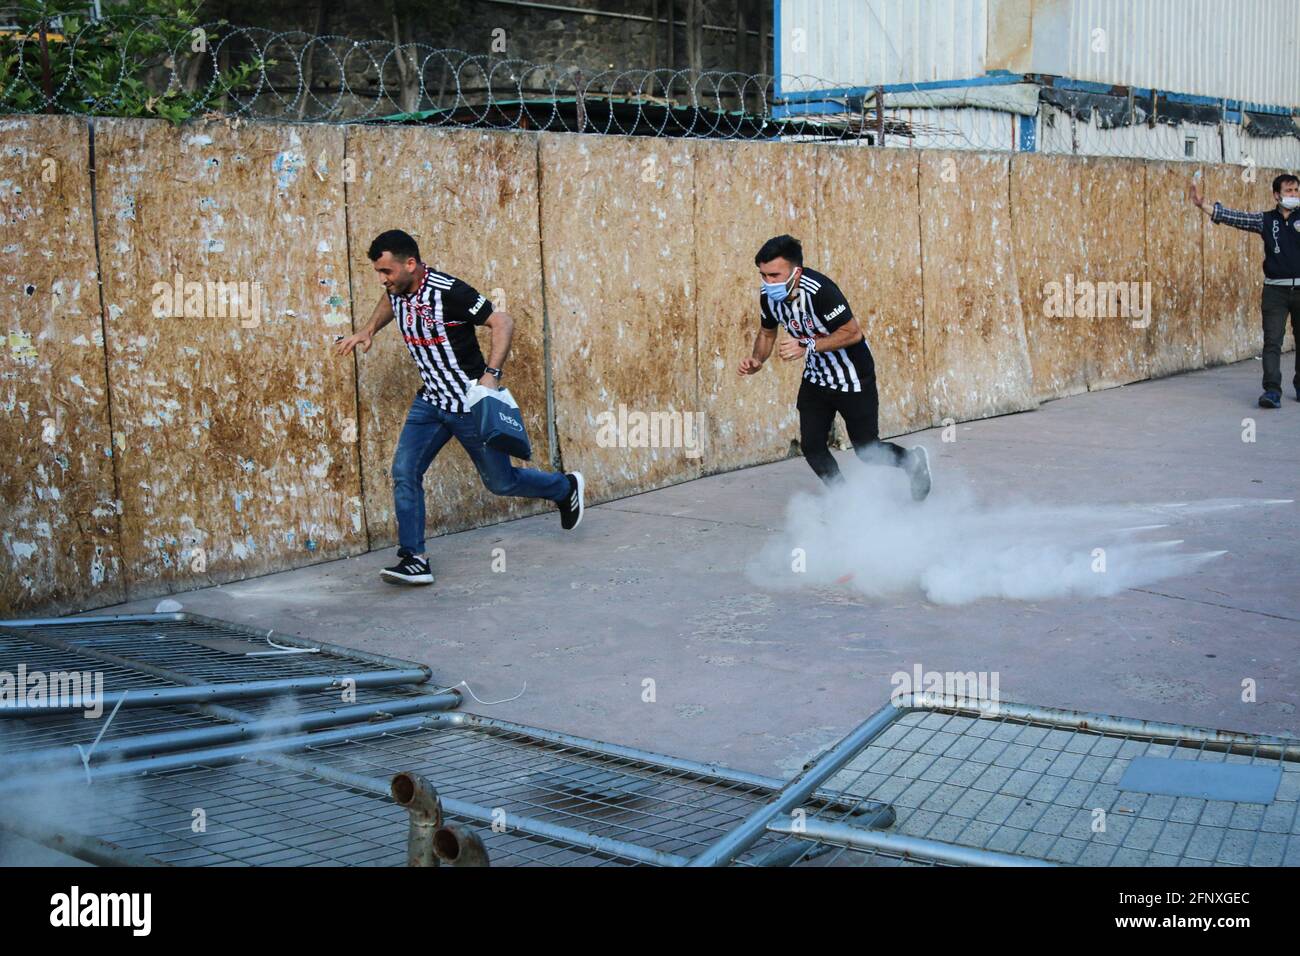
538, 134, 700, 502
919, 151, 1036, 423
0, 117, 122, 615
93, 119, 364, 594
693, 139, 817, 473
5, 115, 1287, 614
1010, 152, 1091, 402
1080, 158, 1151, 391
1145, 162, 1206, 378
344, 127, 555, 550
817, 146, 929, 436
1201, 164, 1270, 366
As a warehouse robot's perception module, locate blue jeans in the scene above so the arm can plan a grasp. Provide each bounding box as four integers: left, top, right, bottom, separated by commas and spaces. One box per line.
392, 394, 569, 553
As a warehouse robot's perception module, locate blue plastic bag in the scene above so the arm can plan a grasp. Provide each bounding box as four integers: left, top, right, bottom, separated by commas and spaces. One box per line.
466, 384, 532, 460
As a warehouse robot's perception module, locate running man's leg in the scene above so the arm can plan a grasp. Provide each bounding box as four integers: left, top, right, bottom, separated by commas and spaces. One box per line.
836, 376, 908, 469
836, 376, 931, 500
445, 410, 570, 501
391, 396, 454, 553
796, 379, 843, 485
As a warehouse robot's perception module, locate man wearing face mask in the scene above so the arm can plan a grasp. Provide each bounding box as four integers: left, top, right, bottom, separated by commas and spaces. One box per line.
1192, 173, 1300, 408
739, 234, 931, 499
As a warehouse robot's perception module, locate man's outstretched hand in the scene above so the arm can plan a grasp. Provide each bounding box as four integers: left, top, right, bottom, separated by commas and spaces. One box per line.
1189, 177, 1207, 209
738, 356, 764, 376
334, 331, 373, 357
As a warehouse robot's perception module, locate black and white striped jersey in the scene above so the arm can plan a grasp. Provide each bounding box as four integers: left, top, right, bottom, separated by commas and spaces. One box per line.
759, 268, 875, 392
390, 266, 493, 413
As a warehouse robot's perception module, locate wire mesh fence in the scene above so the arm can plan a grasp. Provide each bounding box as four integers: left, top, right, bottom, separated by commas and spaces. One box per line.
2, 12, 1297, 166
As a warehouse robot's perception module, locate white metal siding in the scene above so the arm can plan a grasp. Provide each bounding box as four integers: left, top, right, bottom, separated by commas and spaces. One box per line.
779, 0, 1300, 108
1044, 0, 1299, 106
778, 0, 988, 87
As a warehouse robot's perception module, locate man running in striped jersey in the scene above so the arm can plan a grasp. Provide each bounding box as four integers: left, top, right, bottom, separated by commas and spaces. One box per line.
334, 230, 583, 586
739, 234, 931, 500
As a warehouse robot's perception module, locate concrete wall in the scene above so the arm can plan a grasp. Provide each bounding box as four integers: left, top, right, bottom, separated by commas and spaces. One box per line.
1, 118, 1291, 615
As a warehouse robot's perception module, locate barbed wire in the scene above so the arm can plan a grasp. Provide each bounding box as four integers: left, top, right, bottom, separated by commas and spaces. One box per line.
1, 12, 1297, 167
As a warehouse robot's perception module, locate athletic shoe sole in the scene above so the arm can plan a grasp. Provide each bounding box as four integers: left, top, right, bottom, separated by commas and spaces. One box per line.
380, 569, 434, 585
565, 471, 585, 530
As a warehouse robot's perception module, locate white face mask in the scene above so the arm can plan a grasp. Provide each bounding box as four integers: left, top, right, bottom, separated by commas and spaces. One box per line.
1280, 196, 1300, 210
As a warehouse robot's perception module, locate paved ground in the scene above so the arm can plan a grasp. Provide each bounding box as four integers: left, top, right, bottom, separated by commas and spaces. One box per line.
97, 358, 1300, 781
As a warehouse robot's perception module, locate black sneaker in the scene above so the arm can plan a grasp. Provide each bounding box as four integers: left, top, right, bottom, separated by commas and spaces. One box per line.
1259, 390, 1282, 409
558, 471, 585, 530
906, 446, 932, 501
381, 549, 434, 585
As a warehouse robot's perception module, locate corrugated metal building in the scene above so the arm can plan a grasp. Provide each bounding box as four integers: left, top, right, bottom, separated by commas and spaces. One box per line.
774, 0, 1300, 165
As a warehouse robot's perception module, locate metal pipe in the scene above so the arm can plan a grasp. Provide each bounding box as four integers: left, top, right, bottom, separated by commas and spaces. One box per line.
430, 712, 894, 818
0, 693, 461, 771
0, 715, 432, 795
895, 693, 1300, 761
0, 821, 166, 867
2, 611, 435, 678
0, 668, 431, 717
391, 772, 442, 867
266, 752, 692, 867
765, 818, 1062, 868
433, 824, 490, 867
688, 699, 907, 867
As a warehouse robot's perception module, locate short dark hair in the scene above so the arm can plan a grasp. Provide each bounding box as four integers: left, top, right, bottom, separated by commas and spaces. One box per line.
754, 234, 803, 268
368, 229, 421, 263
1273, 174, 1300, 194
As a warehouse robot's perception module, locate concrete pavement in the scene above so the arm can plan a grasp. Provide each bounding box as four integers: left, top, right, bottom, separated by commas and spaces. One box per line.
97, 357, 1300, 780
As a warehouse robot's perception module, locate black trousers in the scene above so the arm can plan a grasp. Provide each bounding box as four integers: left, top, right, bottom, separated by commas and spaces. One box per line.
1261, 285, 1300, 394
797, 377, 908, 485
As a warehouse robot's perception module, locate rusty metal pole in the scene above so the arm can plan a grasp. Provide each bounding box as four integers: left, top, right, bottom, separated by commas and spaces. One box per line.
390, 772, 442, 867
875, 84, 886, 147
433, 825, 490, 867
574, 69, 586, 132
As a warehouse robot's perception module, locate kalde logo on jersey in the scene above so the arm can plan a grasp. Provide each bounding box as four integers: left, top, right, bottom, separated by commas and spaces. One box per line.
50, 886, 151, 936
469, 295, 487, 315
824, 303, 846, 322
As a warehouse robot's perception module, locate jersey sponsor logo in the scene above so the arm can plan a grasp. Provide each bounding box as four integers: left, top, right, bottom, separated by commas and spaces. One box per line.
404, 334, 447, 346
825, 303, 846, 321
468, 294, 487, 315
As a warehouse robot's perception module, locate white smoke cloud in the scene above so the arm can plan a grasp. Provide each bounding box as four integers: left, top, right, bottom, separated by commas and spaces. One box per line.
749, 458, 1290, 606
